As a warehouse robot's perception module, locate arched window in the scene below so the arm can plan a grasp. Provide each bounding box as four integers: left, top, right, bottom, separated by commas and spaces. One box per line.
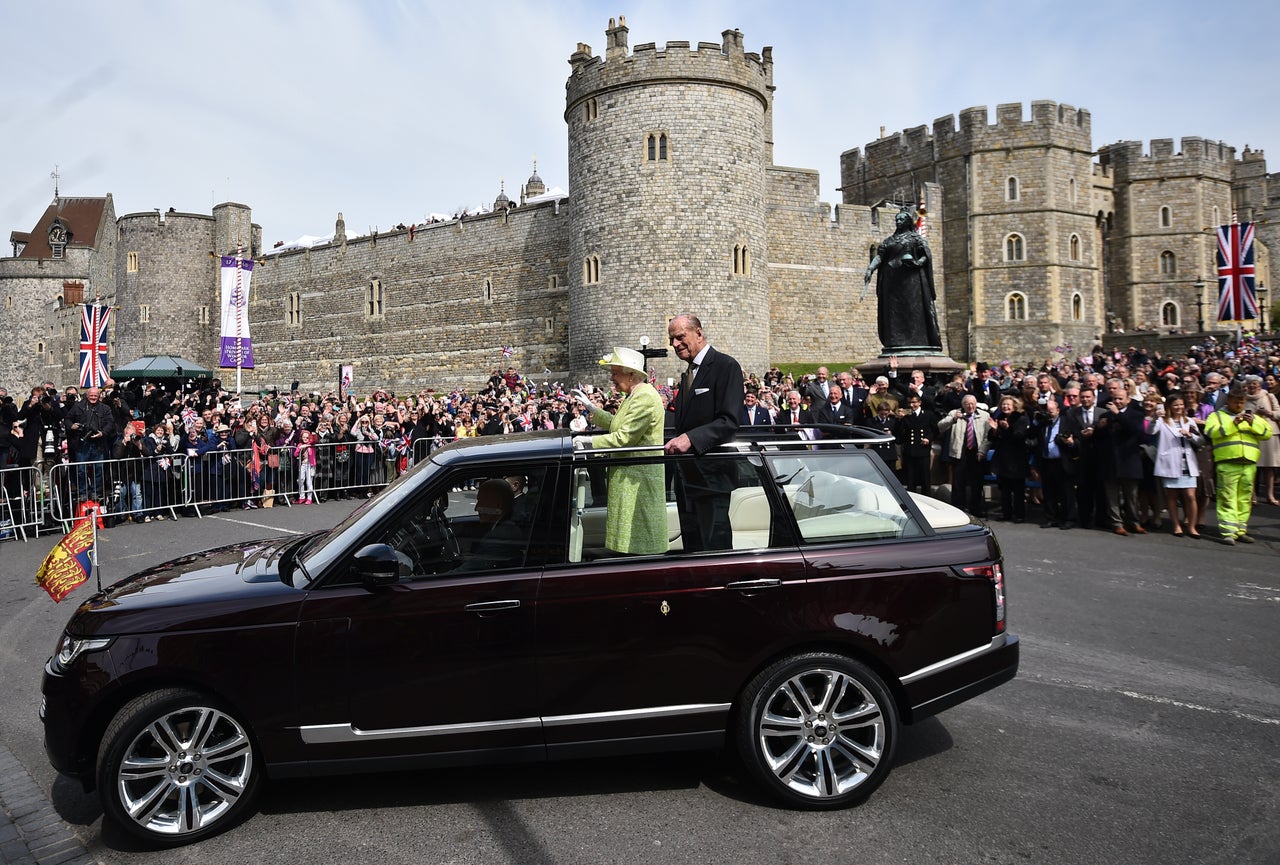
139, 304, 150, 324
1161, 302, 1180, 327
1006, 176, 1020, 201
1160, 206, 1172, 228
1071, 293, 1083, 321
583, 98, 598, 122
1006, 292, 1027, 320
644, 132, 669, 162
1069, 177, 1077, 204
1069, 233, 1081, 261
287, 292, 301, 326
732, 243, 751, 276
483, 278, 493, 303
1159, 250, 1176, 275
583, 255, 600, 284
36, 340, 45, 356
197, 305, 210, 324
548, 275, 560, 290
368, 278, 384, 317
126, 251, 139, 273
1005, 233, 1025, 262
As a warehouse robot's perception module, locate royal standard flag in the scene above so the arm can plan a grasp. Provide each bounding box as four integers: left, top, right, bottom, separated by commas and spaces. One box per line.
35, 519, 94, 603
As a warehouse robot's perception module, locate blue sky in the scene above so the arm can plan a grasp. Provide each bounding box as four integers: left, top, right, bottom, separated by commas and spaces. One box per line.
4, 0, 1277, 246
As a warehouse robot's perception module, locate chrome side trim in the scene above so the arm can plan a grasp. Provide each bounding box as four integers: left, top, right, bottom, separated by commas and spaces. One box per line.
899, 635, 1007, 685
298, 703, 732, 743
542, 703, 731, 727
299, 717, 542, 744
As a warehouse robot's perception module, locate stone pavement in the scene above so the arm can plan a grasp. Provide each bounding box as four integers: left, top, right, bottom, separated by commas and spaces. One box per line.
0, 744, 95, 865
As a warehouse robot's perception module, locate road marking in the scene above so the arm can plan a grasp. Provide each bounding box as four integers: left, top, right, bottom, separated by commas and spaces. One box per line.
1029, 675, 1280, 726
208, 515, 305, 535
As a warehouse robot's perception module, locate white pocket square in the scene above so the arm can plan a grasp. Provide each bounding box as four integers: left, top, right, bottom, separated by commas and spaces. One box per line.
694, 388, 710, 395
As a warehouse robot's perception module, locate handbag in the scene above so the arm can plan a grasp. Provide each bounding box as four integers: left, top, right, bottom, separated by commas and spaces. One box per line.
267, 452, 281, 469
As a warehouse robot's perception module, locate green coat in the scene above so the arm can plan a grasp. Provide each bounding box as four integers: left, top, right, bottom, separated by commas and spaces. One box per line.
590, 382, 667, 555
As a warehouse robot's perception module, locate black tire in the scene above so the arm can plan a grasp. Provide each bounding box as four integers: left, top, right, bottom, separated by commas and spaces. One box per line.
96, 688, 261, 846
736, 652, 898, 809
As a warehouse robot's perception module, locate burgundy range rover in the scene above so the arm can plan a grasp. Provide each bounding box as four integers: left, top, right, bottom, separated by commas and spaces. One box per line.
42, 429, 1018, 846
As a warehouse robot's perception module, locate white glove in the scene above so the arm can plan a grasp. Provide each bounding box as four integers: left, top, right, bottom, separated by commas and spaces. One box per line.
571, 389, 595, 411
572, 437, 592, 452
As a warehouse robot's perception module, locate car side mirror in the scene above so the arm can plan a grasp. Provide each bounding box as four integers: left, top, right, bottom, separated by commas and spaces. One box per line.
351, 544, 408, 589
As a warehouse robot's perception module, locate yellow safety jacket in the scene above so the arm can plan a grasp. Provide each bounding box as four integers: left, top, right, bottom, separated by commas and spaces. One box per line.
1204, 410, 1273, 463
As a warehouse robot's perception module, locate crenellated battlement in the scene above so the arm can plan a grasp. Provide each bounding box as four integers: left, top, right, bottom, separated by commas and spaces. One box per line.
844, 101, 1093, 179
1098, 137, 1235, 181
565, 17, 772, 118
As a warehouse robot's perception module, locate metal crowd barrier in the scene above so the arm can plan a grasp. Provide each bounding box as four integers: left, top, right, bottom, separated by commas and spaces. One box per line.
0, 465, 45, 542
39, 435, 450, 525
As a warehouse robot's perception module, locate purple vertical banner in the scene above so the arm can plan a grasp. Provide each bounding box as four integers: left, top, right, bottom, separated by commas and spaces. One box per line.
219, 254, 256, 368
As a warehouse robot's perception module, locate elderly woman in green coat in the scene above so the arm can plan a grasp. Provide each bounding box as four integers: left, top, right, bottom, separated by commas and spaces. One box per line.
572, 347, 667, 555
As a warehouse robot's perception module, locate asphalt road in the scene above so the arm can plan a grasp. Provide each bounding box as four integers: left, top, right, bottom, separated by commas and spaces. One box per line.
1, 498, 1277, 865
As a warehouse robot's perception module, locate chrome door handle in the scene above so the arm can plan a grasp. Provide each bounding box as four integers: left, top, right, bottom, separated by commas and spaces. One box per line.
725, 578, 782, 591
464, 600, 521, 613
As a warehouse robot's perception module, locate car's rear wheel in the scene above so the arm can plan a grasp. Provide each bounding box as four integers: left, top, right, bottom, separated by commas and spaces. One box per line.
737, 652, 898, 808
96, 688, 260, 846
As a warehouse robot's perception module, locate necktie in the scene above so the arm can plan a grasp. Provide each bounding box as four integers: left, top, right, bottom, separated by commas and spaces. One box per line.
965, 416, 977, 451
682, 364, 696, 397
792, 411, 799, 424
1084, 409, 1092, 426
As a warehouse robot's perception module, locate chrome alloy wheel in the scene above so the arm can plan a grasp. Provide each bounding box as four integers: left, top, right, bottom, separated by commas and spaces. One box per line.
115, 705, 254, 836
756, 667, 886, 799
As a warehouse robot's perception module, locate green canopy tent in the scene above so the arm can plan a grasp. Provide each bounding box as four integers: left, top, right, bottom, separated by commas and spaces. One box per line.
109, 354, 214, 381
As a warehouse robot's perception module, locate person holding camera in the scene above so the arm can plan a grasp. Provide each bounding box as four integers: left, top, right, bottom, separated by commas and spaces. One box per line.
1204, 385, 1274, 545
63, 386, 117, 506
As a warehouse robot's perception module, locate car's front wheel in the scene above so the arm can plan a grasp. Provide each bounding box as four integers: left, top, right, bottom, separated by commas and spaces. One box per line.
96, 688, 260, 846
737, 652, 898, 808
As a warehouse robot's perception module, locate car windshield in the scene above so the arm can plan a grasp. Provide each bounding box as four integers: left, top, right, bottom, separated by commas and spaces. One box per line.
295, 455, 434, 583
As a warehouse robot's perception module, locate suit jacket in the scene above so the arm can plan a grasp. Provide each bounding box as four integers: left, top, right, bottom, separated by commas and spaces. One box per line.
804, 379, 831, 408
778, 407, 815, 427
842, 387, 870, 420
741, 404, 772, 426
1092, 402, 1146, 479
672, 346, 744, 455
813, 400, 856, 429
938, 406, 992, 460
969, 378, 1001, 410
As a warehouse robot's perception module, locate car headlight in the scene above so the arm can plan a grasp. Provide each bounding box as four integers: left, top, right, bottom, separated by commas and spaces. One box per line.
51, 634, 113, 672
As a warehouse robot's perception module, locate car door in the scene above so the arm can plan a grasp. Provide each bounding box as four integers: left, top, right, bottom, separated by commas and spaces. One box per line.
535, 453, 808, 755
293, 463, 554, 765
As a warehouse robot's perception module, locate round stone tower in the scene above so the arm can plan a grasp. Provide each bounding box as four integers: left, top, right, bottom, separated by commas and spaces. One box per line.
565, 18, 773, 380
114, 202, 259, 375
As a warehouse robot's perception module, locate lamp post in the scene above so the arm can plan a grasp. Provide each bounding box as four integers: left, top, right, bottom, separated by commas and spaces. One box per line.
1194, 276, 1206, 333
1258, 282, 1268, 333
637, 334, 668, 374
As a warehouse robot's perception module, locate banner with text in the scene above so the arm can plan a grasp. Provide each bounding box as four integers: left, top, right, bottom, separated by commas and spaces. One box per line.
219, 255, 255, 368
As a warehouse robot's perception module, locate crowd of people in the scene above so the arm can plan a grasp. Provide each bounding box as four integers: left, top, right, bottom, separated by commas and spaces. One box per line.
1, 329, 1276, 543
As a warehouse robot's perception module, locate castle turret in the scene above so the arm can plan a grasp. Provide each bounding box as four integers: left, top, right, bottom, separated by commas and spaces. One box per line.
565, 19, 772, 378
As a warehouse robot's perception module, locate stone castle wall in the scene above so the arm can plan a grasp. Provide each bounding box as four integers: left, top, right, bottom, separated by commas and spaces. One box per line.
245, 201, 570, 394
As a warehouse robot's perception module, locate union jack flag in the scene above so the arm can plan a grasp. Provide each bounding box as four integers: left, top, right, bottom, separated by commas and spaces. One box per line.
1216, 222, 1258, 322
78, 303, 111, 388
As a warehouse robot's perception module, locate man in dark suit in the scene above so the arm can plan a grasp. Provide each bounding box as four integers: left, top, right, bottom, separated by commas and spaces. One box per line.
741, 390, 771, 426
1093, 379, 1146, 535
835, 372, 870, 421
804, 367, 832, 407
888, 366, 938, 413
814, 384, 856, 429
665, 314, 743, 455
1063, 384, 1104, 528
895, 394, 938, 493
665, 314, 744, 552
1031, 398, 1076, 528
969, 363, 1001, 410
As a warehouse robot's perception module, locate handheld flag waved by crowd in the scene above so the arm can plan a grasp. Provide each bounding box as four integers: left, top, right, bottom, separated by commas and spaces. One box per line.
1216, 220, 1258, 323
79, 302, 111, 388
35, 518, 97, 603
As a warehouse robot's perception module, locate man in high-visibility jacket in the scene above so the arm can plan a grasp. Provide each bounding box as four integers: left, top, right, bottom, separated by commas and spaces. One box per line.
1204, 386, 1273, 545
